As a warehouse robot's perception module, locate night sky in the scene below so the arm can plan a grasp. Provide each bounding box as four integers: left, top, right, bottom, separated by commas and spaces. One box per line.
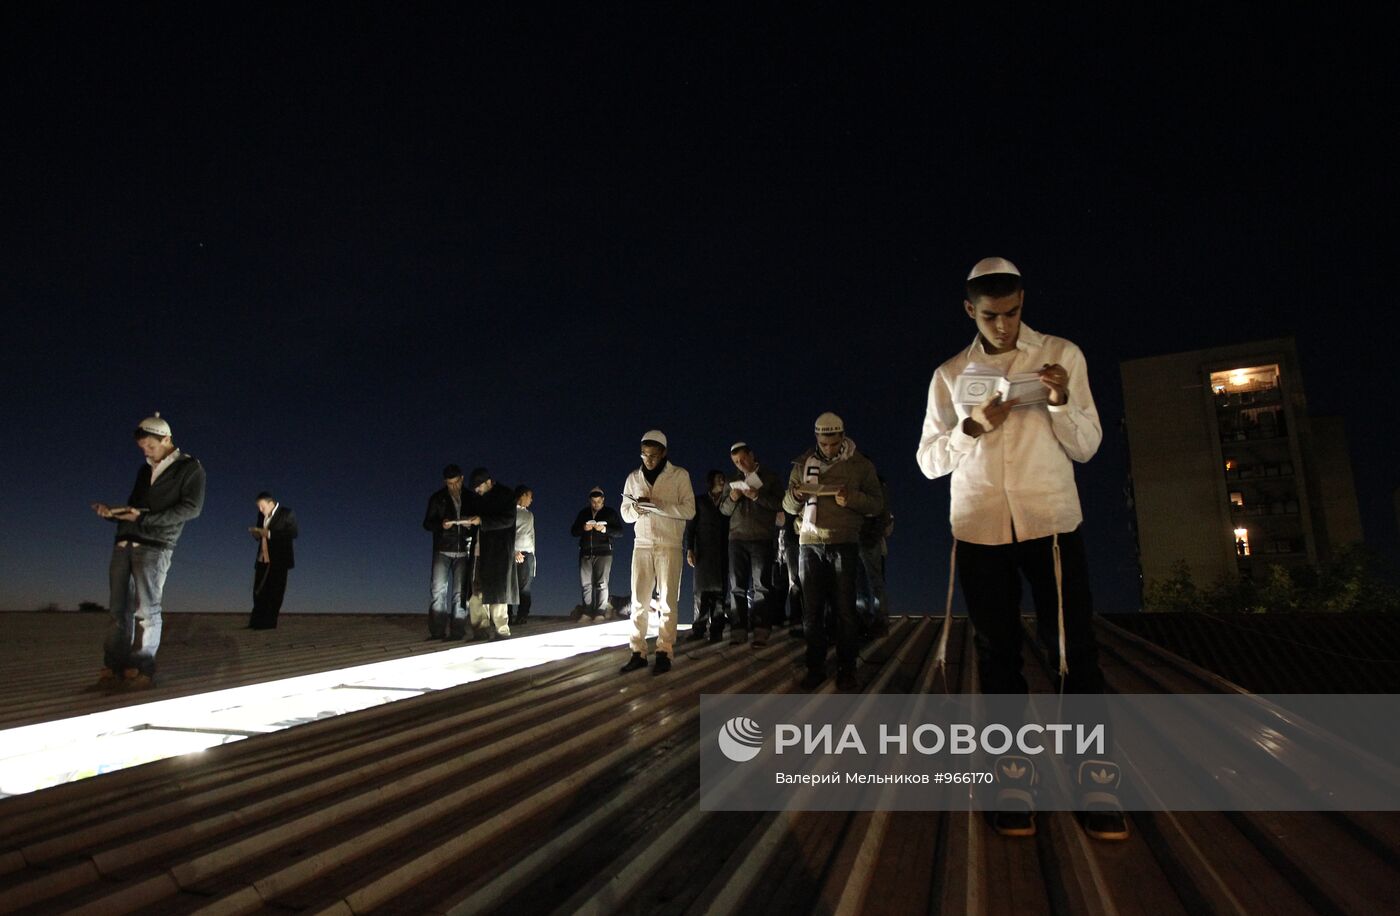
3, 6, 1395, 618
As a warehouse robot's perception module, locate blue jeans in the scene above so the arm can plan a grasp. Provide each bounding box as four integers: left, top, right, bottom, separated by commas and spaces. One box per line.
430, 552, 470, 638
800, 543, 860, 673
728, 538, 775, 631
855, 542, 888, 624
105, 543, 173, 675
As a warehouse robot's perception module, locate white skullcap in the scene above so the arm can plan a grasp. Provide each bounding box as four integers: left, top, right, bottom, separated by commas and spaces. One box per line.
814, 412, 844, 435
640, 429, 668, 448
966, 256, 1021, 280
135, 412, 171, 438
729, 441, 749, 453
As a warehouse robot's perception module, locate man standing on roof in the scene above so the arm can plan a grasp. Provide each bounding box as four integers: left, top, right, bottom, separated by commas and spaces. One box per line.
915, 256, 1125, 841
782, 412, 883, 691
619, 430, 696, 675
510, 485, 536, 627
422, 464, 478, 641
468, 468, 518, 640
721, 442, 785, 647
90, 412, 206, 689
684, 470, 730, 642
247, 490, 298, 630
572, 487, 625, 621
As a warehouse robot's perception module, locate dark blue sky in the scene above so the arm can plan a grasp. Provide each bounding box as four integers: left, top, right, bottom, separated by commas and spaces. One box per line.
3, 6, 1395, 617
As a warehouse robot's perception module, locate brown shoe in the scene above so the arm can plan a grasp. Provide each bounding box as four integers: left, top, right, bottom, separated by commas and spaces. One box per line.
123, 668, 155, 690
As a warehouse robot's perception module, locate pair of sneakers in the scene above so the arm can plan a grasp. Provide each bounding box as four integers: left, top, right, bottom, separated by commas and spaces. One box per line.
991, 755, 1130, 841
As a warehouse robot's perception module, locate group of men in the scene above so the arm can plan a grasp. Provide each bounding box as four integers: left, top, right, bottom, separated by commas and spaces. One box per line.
93, 256, 1122, 840
422, 466, 536, 641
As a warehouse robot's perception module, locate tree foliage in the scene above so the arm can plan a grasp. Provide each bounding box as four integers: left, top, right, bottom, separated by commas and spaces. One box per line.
1143, 545, 1400, 613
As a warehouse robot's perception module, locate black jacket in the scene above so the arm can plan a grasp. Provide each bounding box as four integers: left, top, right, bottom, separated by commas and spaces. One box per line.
423, 486, 476, 554
571, 505, 625, 556
113, 452, 206, 549
254, 505, 299, 569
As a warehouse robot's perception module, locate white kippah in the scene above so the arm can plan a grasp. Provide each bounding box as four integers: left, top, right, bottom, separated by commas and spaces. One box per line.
640, 429, 668, 448
814, 412, 844, 434
729, 441, 748, 453
136, 412, 171, 438
967, 256, 1021, 280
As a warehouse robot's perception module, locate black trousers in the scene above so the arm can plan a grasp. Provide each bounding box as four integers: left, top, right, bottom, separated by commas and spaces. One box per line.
955, 529, 1103, 695
250, 562, 289, 629
956, 529, 1111, 762
800, 543, 860, 673
580, 554, 612, 612
728, 538, 775, 631
692, 579, 725, 635
510, 552, 535, 622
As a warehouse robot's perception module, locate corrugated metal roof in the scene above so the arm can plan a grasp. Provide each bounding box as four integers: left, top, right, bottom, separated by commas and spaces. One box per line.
0, 611, 1397, 914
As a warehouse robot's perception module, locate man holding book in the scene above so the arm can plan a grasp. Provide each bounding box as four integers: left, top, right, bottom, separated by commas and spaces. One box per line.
915, 257, 1126, 841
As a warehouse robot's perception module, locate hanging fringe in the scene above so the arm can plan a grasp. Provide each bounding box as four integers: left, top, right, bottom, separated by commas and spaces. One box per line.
1054, 532, 1068, 687
933, 539, 957, 689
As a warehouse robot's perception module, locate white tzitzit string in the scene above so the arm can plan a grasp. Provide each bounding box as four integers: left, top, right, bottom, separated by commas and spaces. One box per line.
933, 540, 956, 691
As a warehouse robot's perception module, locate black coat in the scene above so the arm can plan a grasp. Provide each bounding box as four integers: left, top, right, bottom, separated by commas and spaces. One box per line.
475, 484, 519, 605
684, 493, 729, 592
254, 505, 298, 569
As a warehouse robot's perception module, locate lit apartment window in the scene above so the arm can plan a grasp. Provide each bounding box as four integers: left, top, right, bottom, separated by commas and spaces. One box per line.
1233, 527, 1251, 557
1210, 364, 1280, 394
1229, 491, 1244, 507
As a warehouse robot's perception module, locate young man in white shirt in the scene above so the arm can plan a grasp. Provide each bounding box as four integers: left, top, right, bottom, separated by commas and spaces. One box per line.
916, 257, 1127, 841
619, 430, 696, 675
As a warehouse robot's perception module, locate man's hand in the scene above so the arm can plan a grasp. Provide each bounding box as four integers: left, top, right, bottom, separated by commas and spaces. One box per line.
584, 520, 596, 531
442, 518, 454, 530
249, 526, 268, 539
92, 502, 112, 519
728, 487, 742, 502
465, 516, 481, 527
834, 486, 849, 507
1039, 363, 1070, 406
515, 551, 524, 564
110, 507, 140, 521
965, 394, 1020, 438
686, 549, 696, 568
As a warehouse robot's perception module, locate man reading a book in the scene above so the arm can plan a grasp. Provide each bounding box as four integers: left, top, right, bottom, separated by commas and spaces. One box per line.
915, 257, 1127, 842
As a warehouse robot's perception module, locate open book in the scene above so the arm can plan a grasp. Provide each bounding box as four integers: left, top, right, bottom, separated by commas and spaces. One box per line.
793, 481, 843, 498
952, 364, 1048, 408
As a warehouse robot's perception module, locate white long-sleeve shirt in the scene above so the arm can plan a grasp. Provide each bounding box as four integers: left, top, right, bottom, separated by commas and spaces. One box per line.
620, 463, 696, 549
916, 324, 1101, 545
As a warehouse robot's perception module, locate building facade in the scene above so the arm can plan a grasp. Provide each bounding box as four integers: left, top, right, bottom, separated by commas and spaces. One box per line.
1121, 338, 1362, 597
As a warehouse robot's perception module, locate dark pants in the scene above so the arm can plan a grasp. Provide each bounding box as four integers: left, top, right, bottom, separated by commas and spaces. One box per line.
250, 562, 289, 629
580, 553, 612, 612
693, 581, 725, 636
855, 543, 888, 625
957, 529, 1110, 759
800, 543, 860, 674
510, 552, 535, 622
728, 538, 775, 632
